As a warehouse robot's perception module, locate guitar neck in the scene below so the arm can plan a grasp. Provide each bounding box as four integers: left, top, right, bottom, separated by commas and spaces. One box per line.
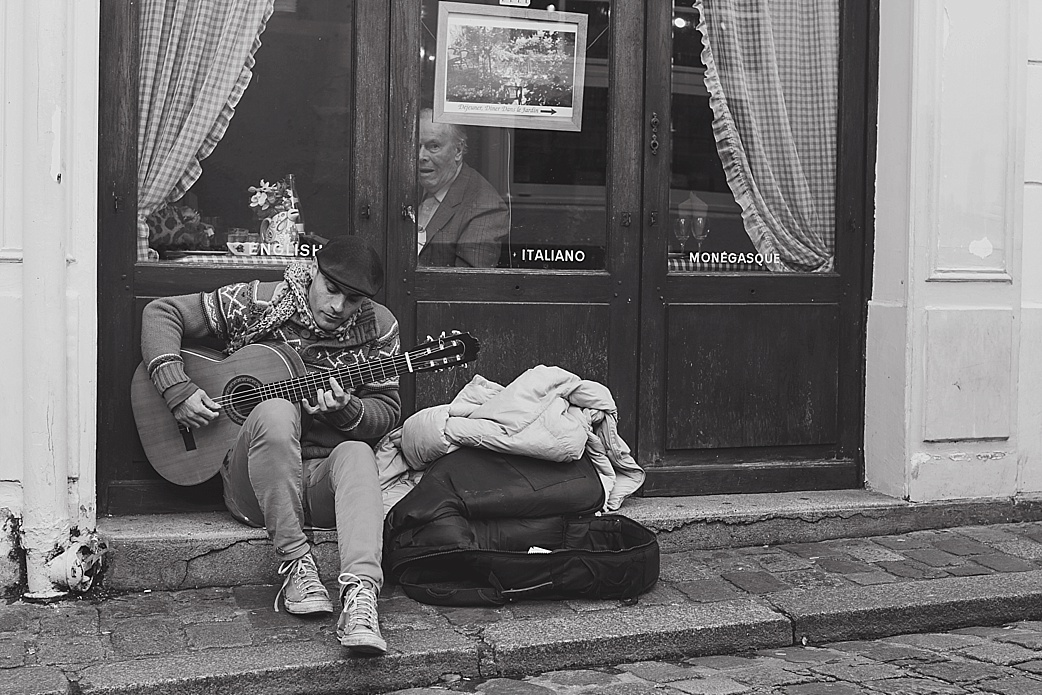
225, 332, 474, 408
264, 351, 408, 405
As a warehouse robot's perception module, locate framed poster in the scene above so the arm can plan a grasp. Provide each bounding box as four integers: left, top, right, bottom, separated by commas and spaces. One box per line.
433, 2, 588, 132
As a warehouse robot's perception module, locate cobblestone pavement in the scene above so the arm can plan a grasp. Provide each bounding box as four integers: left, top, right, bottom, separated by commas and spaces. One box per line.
3, 520, 1042, 693
662, 522, 1042, 595
389, 622, 1042, 695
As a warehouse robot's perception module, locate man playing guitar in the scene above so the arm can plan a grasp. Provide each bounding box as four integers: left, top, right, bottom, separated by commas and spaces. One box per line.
141, 235, 396, 656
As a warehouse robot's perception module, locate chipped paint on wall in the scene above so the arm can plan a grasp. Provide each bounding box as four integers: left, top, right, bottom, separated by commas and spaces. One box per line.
0, 510, 23, 596
968, 237, 994, 259
912, 450, 1008, 464
907, 453, 1019, 501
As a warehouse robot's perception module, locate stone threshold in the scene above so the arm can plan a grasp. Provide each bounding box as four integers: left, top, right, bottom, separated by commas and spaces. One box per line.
97, 489, 1042, 592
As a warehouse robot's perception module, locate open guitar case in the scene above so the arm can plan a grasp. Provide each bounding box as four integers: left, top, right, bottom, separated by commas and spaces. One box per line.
382, 447, 660, 606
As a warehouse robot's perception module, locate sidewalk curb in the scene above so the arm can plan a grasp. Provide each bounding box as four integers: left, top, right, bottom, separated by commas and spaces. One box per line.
50, 572, 1042, 694
767, 568, 1042, 645
75, 632, 480, 695
480, 599, 792, 676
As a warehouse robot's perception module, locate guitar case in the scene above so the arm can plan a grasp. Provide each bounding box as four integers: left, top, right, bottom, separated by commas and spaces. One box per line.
382, 447, 659, 606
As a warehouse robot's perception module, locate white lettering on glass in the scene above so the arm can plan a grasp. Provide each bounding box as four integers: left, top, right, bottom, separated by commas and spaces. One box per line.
520, 248, 587, 263
687, 252, 781, 265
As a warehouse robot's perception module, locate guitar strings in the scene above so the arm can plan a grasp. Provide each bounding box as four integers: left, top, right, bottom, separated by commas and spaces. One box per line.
211, 352, 414, 409
209, 346, 457, 412
211, 354, 412, 410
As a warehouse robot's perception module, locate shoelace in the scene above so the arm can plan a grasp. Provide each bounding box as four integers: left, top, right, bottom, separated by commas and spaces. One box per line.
338, 571, 378, 630
273, 554, 325, 612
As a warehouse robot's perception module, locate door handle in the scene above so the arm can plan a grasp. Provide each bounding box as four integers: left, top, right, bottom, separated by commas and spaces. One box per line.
401, 204, 415, 223
650, 211, 658, 226
650, 112, 660, 155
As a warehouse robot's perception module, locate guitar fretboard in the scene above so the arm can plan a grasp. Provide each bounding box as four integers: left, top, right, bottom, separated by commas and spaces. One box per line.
255, 351, 411, 405
208, 332, 475, 414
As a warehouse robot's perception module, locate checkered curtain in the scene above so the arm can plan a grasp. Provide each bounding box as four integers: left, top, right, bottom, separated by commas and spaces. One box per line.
695, 0, 838, 272
137, 0, 274, 261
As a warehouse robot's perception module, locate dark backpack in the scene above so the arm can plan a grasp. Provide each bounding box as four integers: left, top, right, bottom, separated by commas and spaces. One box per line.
383, 447, 659, 607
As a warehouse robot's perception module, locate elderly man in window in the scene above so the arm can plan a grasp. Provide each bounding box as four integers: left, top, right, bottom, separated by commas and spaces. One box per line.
416, 108, 510, 267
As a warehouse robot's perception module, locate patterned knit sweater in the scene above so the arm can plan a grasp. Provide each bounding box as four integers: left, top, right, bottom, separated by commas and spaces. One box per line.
141, 279, 401, 458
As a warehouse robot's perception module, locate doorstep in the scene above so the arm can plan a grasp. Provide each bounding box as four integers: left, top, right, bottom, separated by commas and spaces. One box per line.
97, 489, 1042, 592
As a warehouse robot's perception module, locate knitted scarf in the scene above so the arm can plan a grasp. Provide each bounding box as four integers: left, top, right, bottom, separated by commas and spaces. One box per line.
226, 262, 358, 352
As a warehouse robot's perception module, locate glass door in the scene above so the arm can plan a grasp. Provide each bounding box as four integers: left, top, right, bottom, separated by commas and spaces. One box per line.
386, 0, 645, 439
636, 0, 873, 494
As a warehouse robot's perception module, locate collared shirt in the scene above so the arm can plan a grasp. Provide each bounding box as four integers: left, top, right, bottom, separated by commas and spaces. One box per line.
417, 163, 463, 255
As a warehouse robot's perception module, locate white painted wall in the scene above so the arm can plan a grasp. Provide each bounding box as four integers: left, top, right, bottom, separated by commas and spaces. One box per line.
0, 0, 99, 576
1018, 0, 1042, 494
865, 0, 914, 499
869, 0, 1037, 501
0, 0, 26, 498
67, 1, 101, 522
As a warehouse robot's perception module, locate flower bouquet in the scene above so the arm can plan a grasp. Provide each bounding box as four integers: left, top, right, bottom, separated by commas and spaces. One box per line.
248, 177, 303, 254
248, 178, 294, 220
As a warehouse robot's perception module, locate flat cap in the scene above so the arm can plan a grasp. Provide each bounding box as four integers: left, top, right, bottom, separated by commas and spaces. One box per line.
315, 235, 384, 298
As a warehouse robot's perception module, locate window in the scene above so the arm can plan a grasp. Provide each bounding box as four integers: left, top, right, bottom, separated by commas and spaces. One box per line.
137, 0, 357, 266
416, 0, 611, 270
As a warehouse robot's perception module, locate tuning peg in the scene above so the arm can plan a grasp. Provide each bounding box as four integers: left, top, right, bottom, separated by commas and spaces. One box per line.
439, 330, 447, 338
426, 334, 433, 342
451, 329, 460, 335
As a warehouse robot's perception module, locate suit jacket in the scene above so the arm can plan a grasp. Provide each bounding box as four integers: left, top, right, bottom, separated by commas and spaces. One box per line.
418, 163, 509, 268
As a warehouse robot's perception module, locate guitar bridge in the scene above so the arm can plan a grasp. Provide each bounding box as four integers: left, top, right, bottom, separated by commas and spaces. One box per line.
179, 425, 197, 452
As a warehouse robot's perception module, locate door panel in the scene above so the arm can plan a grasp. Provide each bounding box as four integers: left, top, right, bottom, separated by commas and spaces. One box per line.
414, 301, 610, 409
665, 304, 839, 450
640, 460, 860, 496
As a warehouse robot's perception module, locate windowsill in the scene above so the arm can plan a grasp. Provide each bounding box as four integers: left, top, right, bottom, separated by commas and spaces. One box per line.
137, 255, 312, 268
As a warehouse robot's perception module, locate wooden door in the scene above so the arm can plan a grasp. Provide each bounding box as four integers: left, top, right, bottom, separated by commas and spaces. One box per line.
384, 0, 645, 439
97, 0, 391, 513
636, 1, 877, 495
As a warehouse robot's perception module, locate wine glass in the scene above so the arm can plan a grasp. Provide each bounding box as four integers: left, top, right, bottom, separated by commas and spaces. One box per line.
692, 216, 710, 253
673, 217, 692, 254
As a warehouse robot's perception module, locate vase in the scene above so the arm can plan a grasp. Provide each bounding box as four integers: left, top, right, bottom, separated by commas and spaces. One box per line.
259, 210, 300, 256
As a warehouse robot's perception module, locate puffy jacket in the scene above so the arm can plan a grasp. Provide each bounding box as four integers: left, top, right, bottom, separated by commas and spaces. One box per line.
376, 365, 646, 514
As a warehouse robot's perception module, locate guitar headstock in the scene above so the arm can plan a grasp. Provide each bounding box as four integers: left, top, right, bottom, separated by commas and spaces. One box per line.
406, 331, 480, 374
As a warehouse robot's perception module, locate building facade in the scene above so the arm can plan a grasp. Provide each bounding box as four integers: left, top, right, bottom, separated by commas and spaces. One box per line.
0, 0, 1039, 594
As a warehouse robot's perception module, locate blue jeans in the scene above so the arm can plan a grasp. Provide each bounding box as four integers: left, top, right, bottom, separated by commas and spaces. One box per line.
221, 399, 384, 589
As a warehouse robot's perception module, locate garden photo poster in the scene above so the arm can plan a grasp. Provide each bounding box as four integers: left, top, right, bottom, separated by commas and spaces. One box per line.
433, 2, 589, 132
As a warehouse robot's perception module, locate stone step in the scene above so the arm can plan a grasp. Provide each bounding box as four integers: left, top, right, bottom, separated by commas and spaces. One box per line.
98, 490, 1042, 592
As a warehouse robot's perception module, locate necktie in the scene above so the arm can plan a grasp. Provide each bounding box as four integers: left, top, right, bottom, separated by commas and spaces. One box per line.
417, 196, 438, 255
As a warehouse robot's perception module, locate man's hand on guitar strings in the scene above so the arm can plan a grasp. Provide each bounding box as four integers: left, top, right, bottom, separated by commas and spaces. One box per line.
173, 388, 222, 429
302, 376, 351, 415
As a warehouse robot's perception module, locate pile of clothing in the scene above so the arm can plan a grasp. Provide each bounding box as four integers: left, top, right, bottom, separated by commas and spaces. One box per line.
375, 364, 646, 515
375, 366, 658, 606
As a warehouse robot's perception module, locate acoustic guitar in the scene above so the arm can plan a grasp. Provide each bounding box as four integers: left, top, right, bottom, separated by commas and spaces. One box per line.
131, 332, 479, 486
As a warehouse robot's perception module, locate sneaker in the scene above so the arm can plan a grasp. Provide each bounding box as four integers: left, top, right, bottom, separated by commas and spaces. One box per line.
336, 572, 386, 655
274, 552, 333, 614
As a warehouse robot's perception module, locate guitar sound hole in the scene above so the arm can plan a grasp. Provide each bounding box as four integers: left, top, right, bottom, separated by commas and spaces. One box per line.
224, 377, 264, 426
